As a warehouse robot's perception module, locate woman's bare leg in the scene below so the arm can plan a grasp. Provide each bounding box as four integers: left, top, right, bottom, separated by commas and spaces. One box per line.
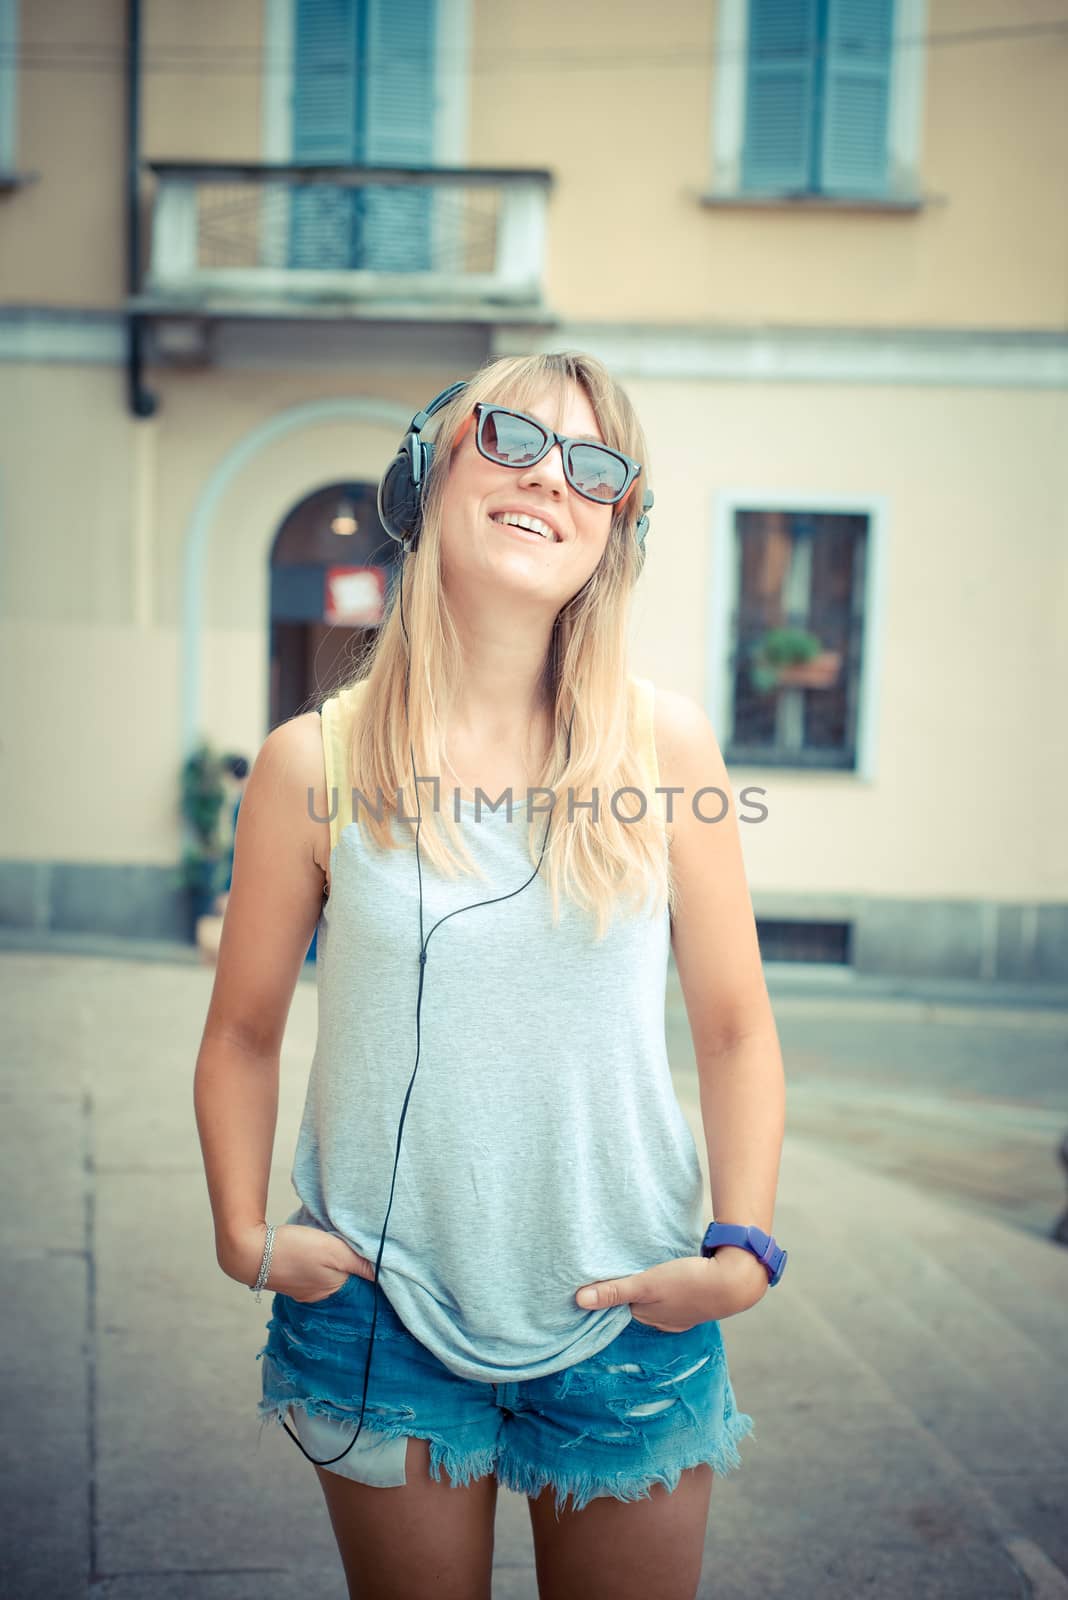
527, 1462, 714, 1600
313, 1435, 499, 1600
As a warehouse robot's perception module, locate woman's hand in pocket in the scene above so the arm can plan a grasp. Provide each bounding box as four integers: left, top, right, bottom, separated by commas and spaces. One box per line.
220, 1222, 376, 1302
575, 1252, 767, 1331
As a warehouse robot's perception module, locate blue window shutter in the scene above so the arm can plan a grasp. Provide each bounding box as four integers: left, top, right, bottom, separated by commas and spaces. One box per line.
742, 0, 819, 192
819, 0, 894, 193
358, 0, 437, 272
290, 0, 360, 267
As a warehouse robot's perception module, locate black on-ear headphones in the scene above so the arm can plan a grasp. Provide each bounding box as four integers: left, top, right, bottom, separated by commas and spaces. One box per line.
377, 379, 654, 557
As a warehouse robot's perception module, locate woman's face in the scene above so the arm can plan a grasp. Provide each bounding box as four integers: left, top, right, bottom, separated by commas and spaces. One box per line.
436, 379, 615, 613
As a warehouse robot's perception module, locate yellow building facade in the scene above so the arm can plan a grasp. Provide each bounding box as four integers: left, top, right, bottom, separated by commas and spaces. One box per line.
0, 0, 1065, 979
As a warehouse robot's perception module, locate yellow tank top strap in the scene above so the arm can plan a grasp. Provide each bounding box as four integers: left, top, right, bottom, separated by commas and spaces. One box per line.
320, 678, 371, 855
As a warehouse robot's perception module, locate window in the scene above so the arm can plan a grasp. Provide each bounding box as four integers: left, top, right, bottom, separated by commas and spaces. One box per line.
742, 0, 895, 198
756, 919, 853, 963
0, 0, 18, 180
723, 508, 869, 768
289, 0, 437, 270
707, 0, 925, 205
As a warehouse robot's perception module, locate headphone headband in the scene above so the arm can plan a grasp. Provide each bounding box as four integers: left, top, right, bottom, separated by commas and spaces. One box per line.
407, 380, 470, 437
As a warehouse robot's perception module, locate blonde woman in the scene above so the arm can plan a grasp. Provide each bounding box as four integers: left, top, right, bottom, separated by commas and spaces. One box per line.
194, 351, 786, 1600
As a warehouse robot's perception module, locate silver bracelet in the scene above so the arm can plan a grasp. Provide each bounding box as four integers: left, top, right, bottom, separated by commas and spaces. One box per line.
251, 1223, 276, 1303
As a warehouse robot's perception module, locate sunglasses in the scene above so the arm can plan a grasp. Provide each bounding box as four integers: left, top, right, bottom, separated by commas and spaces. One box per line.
465, 403, 643, 508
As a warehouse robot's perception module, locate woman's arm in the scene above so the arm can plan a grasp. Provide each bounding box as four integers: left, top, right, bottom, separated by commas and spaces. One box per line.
193, 712, 331, 1283
654, 688, 786, 1301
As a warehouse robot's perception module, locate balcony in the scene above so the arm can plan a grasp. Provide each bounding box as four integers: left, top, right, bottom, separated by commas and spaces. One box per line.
130, 161, 556, 325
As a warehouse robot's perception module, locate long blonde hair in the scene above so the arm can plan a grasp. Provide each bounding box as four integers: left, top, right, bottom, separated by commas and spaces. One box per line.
330, 351, 674, 940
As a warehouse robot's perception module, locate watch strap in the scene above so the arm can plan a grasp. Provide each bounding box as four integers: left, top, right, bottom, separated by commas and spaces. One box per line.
701, 1221, 787, 1287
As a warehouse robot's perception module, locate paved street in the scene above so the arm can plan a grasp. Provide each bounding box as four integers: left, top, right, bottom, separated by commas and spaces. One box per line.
2, 944, 1067, 1599
667, 978, 1068, 1243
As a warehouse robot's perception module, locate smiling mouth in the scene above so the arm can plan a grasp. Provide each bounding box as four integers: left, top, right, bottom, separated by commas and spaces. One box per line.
489, 512, 560, 543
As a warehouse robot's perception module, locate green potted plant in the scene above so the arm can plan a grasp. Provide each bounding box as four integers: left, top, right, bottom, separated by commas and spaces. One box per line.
749, 626, 842, 694
172, 742, 230, 939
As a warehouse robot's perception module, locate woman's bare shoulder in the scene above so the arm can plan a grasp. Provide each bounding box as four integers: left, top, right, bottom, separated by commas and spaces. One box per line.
257, 711, 332, 879
259, 710, 327, 784
647, 683, 718, 794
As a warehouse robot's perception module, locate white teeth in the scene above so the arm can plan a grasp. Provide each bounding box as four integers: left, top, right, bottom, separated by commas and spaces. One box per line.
491, 512, 556, 541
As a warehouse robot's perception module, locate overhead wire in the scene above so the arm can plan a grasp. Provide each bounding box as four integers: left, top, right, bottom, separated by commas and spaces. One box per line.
0, 17, 1067, 74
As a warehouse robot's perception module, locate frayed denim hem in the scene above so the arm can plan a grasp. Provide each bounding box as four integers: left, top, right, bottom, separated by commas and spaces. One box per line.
256, 1344, 418, 1457
496, 1409, 756, 1520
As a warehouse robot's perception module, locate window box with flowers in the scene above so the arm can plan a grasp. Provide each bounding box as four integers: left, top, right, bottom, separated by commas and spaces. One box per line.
748, 626, 842, 694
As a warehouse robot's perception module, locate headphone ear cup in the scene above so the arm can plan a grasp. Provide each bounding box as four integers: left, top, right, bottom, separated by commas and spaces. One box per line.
404, 439, 434, 554
378, 436, 438, 553
378, 437, 422, 548
418, 439, 435, 494
379, 380, 468, 554
634, 488, 654, 555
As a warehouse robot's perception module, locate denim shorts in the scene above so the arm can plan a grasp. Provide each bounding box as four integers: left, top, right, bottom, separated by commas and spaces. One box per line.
256, 1270, 755, 1516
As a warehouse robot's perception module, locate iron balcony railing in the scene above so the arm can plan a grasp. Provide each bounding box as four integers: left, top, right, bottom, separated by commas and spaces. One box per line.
135, 160, 555, 318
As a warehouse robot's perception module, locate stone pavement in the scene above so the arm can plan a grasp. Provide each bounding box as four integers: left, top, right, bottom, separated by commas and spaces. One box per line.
1, 944, 1066, 1599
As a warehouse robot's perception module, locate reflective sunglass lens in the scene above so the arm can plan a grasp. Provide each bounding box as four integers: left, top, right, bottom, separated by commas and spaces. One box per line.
478, 407, 632, 503
568, 444, 628, 502
482, 409, 546, 466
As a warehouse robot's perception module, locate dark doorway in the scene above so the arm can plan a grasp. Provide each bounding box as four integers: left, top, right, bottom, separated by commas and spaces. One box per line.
268, 480, 400, 729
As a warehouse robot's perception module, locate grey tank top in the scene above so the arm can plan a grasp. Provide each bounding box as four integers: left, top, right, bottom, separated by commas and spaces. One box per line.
285, 672, 706, 1384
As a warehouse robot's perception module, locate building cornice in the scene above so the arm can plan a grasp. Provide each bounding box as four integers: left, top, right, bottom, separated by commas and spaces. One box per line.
491, 322, 1068, 389
1, 307, 1066, 388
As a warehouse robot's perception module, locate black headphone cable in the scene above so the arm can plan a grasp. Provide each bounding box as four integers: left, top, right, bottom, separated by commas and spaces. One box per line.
280, 553, 572, 1467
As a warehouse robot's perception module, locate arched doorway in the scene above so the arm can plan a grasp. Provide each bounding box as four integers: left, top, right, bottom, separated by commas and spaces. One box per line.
268, 479, 401, 728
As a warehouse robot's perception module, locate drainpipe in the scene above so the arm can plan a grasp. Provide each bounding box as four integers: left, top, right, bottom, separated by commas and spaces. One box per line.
126, 0, 157, 417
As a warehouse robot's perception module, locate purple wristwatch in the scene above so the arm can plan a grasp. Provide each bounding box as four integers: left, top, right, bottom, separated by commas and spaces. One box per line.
701, 1221, 787, 1286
